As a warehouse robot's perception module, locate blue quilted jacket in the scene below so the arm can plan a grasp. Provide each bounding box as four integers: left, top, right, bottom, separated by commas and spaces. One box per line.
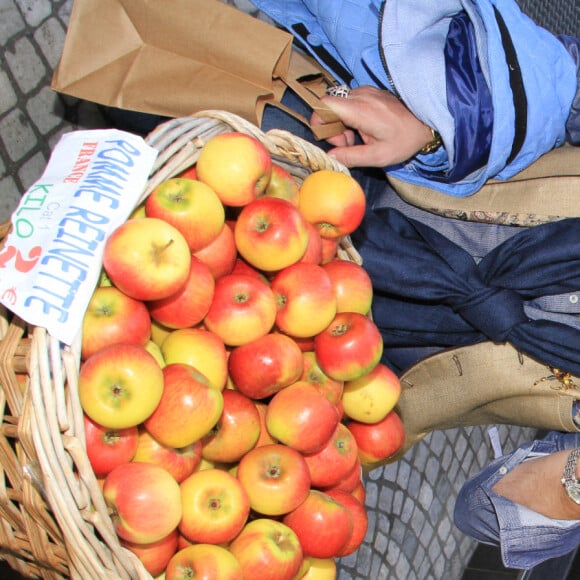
252, 0, 579, 196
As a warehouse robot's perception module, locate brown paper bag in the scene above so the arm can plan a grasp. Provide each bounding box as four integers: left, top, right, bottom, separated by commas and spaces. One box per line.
51, 0, 345, 139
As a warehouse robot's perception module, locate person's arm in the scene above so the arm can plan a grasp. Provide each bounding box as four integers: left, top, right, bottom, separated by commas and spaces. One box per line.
311, 86, 436, 168
492, 449, 580, 520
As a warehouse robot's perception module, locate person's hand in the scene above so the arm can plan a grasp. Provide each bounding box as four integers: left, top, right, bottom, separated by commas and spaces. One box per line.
311, 86, 436, 168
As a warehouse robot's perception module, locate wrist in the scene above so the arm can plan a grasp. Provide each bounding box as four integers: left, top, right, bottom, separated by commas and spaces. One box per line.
419, 127, 442, 155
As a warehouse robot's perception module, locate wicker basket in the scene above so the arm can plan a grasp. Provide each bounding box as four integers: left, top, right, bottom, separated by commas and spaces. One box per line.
0, 111, 362, 579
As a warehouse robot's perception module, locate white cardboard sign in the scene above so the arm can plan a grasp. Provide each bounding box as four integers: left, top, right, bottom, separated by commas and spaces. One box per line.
0, 129, 158, 346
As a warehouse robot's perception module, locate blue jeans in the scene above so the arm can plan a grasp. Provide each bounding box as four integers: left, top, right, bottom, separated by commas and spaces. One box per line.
454, 431, 580, 569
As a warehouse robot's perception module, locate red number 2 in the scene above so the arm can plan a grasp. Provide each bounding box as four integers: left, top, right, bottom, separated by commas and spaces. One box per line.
0, 245, 42, 273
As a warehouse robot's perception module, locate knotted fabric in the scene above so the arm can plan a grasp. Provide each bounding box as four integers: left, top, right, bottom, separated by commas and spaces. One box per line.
353, 207, 580, 375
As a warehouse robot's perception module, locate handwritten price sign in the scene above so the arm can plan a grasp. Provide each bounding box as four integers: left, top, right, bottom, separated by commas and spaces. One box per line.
0, 129, 157, 346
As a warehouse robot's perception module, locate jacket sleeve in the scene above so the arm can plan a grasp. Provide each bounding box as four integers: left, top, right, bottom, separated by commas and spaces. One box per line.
559, 35, 580, 145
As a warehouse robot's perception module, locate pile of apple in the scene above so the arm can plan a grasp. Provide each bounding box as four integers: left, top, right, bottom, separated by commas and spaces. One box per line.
78, 131, 405, 579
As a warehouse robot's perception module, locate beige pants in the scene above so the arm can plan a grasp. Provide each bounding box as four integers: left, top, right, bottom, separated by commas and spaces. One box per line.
374, 341, 580, 468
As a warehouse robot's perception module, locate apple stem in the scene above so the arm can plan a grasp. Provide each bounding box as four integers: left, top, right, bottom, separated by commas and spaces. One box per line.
330, 322, 350, 337
104, 431, 121, 445
255, 217, 271, 234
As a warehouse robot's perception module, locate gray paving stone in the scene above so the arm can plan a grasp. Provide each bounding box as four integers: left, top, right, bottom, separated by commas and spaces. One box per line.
26, 85, 61, 133
0, 175, 22, 220
378, 484, 393, 512
33, 16, 65, 69
0, 0, 25, 46
395, 553, 412, 578
15, 0, 51, 27
365, 480, 378, 508
425, 454, 440, 485
17, 149, 46, 189
5, 36, 46, 93
418, 479, 434, 510
0, 108, 37, 161
0, 69, 18, 115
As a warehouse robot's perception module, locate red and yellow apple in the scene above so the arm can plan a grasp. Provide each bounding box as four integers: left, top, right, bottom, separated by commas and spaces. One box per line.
298, 170, 366, 239
282, 490, 353, 559
314, 312, 383, 382
322, 259, 373, 315
321, 457, 362, 494
79, 343, 164, 429
103, 217, 191, 301
148, 255, 215, 329
264, 163, 300, 205
81, 285, 151, 360
270, 262, 337, 338
103, 462, 182, 544
265, 381, 339, 454
192, 221, 237, 279
83, 413, 138, 477
324, 489, 368, 557
161, 327, 228, 391
237, 443, 311, 516
254, 402, 277, 448
303, 422, 359, 489
144, 363, 224, 448
300, 557, 337, 579
145, 177, 225, 252
201, 389, 260, 463
196, 132, 272, 207
300, 351, 344, 405
165, 543, 243, 580
228, 333, 304, 399
234, 197, 309, 271
132, 427, 203, 483
179, 468, 250, 544
298, 221, 324, 265
342, 362, 401, 423
228, 518, 303, 580
121, 529, 179, 577
347, 410, 405, 465
204, 273, 277, 346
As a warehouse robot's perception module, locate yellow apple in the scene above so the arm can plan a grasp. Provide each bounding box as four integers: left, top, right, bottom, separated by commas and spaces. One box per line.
145, 178, 225, 252
300, 557, 337, 579
341, 363, 401, 423
160, 327, 228, 391
196, 131, 272, 207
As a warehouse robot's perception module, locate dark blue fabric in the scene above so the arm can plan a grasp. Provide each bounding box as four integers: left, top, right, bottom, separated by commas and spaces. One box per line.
396, 11, 495, 183
420, 13, 494, 182
352, 207, 580, 375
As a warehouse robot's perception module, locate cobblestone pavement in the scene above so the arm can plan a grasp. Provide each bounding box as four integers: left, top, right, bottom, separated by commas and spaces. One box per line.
0, 0, 565, 578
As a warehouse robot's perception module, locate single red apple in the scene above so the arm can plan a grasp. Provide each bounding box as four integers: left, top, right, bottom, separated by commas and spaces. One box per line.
314, 312, 383, 381
234, 196, 309, 272
265, 381, 340, 454
237, 443, 311, 516
347, 410, 405, 465
83, 413, 138, 477
282, 490, 353, 559
325, 489, 368, 557
228, 332, 304, 399
303, 422, 359, 489
203, 273, 277, 346
201, 389, 261, 463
